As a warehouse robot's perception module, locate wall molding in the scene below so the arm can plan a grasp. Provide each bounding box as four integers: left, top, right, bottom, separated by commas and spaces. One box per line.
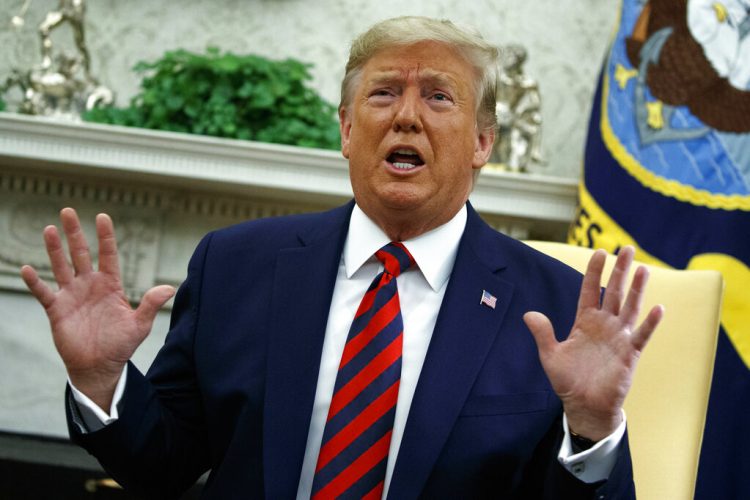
0, 112, 577, 223
0, 112, 579, 300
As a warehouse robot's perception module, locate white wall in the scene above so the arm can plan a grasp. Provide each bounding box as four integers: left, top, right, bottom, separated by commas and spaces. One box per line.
0, 0, 619, 178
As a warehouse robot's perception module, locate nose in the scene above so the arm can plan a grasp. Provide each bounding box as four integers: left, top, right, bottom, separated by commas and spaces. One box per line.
392, 88, 423, 133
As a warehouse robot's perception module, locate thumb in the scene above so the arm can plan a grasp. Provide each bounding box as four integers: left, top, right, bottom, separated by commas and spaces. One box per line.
134, 285, 176, 330
523, 311, 557, 355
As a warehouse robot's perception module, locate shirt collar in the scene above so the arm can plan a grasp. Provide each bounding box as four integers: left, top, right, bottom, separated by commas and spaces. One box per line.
344, 203, 467, 292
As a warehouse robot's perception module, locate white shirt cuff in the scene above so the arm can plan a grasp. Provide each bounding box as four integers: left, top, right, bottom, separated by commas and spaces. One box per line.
557, 410, 627, 483
68, 364, 128, 432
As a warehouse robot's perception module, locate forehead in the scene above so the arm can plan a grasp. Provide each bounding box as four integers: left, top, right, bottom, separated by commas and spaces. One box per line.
358, 41, 475, 89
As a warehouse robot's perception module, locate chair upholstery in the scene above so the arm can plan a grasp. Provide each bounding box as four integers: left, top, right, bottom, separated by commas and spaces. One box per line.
524, 241, 723, 500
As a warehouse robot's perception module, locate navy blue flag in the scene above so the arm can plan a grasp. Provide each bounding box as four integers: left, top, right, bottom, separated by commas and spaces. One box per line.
568, 1, 750, 498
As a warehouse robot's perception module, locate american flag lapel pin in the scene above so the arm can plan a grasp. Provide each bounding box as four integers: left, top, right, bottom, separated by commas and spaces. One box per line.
480, 289, 497, 309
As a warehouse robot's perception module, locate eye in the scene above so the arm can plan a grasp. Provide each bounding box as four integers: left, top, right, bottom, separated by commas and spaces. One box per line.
370, 89, 394, 97
429, 92, 453, 103
367, 88, 397, 105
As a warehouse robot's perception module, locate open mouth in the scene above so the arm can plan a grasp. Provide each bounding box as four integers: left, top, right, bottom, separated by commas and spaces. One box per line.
387, 149, 425, 171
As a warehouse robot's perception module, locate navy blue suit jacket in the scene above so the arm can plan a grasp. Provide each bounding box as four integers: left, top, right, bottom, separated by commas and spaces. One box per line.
68, 201, 635, 499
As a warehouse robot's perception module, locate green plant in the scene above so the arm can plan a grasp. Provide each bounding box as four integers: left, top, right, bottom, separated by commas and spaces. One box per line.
84, 48, 341, 150
0, 75, 8, 112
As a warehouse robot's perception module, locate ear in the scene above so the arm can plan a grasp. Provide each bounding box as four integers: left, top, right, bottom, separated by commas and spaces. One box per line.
339, 107, 352, 159
472, 127, 495, 169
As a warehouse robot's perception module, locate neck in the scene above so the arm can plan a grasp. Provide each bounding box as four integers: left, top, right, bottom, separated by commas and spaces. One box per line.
363, 204, 465, 242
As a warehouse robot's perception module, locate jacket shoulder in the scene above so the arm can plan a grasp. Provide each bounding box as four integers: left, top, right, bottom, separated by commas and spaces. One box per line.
207, 202, 353, 251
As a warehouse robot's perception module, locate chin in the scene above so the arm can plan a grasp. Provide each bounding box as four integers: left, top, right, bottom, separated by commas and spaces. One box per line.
377, 185, 430, 212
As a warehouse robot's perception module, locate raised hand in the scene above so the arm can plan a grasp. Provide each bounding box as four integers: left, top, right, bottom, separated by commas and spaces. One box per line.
523, 246, 664, 441
20, 208, 175, 411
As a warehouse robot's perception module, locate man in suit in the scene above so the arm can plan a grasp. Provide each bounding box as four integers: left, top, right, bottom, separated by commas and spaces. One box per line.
21, 16, 663, 499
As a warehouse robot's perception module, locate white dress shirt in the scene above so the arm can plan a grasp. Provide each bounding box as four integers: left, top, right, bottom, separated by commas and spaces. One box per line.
295, 204, 467, 499
71, 203, 624, 497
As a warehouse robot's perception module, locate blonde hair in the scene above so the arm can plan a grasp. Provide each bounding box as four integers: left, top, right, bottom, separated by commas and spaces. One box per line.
340, 16, 499, 132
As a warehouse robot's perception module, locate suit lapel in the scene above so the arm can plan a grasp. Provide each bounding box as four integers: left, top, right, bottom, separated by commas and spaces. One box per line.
388, 205, 515, 499
262, 202, 353, 499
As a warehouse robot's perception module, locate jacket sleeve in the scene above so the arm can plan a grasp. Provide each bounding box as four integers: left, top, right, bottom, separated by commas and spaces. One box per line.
67, 233, 215, 499
519, 409, 637, 499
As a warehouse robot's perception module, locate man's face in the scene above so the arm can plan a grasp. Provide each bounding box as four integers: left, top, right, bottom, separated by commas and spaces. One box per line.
340, 41, 494, 237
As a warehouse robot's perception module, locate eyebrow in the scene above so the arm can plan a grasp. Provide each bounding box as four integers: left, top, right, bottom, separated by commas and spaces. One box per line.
366, 69, 459, 90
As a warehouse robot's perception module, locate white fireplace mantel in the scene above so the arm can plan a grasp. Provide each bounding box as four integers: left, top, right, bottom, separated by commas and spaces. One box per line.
0, 111, 580, 299
0, 112, 577, 226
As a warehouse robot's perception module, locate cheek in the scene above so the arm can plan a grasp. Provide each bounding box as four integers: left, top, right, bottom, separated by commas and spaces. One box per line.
438, 138, 480, 187
440, 131, 478, 165
349, 122, 378, 149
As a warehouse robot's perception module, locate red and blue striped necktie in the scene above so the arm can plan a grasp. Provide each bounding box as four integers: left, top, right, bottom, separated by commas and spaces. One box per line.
311, 242, 415, 499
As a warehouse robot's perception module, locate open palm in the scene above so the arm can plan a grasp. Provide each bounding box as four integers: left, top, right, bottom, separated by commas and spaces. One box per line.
524, 247, 664, 440
21, 208, 174, 410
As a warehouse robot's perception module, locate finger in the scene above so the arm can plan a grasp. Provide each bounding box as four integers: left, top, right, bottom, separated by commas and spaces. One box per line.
96, 213, 120, 279
60, 208, 93, 275
620, 265, 649, 328
134, 285, 176, 332
20, 265, 56, 309
523, 311, 558, 356
577, 249, 607, 313
43, 224, 74, 286
632, 304, 664, 351
602, 246, 635, 315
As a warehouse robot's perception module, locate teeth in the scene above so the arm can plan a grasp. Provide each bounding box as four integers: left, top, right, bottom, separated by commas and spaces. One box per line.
392, 162, 417, 170
395, 149, 417, 155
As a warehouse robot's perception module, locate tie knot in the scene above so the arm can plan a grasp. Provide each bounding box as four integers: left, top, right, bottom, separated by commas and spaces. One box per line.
375, 242, 415, 278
